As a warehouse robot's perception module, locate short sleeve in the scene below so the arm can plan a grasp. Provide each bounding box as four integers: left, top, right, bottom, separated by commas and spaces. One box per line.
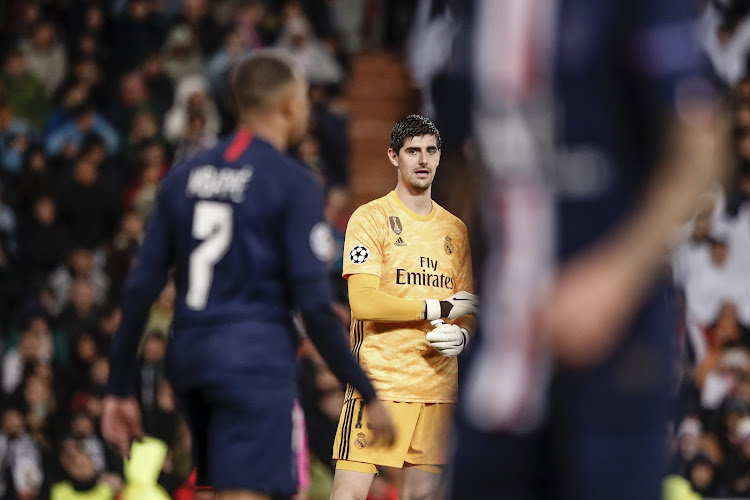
342, 205, 385, 279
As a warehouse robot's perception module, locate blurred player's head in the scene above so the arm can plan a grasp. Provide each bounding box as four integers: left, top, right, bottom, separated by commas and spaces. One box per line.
230, 51, 310, 149
388, 115, 442, 193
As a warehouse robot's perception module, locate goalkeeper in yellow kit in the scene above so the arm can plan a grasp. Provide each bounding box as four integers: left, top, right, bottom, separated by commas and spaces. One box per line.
330, 115, 477, 499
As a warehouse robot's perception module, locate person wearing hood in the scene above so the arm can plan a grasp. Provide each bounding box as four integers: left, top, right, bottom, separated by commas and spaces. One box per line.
163, 75, 220, 144
275, 12, 344, 86
18, 19, 68, 96
162, 25, 206, 83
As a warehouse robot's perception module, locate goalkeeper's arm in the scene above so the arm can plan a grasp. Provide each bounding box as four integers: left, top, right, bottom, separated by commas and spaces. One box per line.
348, 273, 478, 322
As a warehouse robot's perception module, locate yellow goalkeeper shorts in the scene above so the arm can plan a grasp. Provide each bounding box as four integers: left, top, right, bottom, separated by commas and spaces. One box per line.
332, 399, 454, 471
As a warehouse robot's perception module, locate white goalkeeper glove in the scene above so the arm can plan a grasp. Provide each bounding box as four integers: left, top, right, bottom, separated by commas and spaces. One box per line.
426, 322, 469, 357
424, 291, 479, 320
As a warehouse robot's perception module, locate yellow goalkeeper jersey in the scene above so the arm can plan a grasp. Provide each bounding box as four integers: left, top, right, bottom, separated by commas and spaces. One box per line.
342, 190, 473, 403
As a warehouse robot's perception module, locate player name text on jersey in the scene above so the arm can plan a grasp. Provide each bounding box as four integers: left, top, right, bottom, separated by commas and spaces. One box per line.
186, 165, 254, 202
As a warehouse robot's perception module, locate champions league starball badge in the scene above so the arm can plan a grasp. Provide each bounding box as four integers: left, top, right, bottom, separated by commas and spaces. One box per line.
349, 245, 370, 264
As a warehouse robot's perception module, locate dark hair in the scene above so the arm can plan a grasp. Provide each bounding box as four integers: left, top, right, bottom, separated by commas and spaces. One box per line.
389, 114, 442, 153
230, 50, 298, 112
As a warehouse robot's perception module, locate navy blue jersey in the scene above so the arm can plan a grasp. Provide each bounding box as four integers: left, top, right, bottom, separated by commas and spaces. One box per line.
157, 131, 328, 327
108, 130, 376, 401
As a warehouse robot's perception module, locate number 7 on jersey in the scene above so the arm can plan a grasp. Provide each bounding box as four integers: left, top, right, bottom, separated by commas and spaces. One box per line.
186, 201, 233, 310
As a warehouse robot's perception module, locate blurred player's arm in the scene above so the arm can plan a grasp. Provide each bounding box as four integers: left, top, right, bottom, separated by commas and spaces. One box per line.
104, 184, 174, 456
549, 111, 728, 368
286, 178, 395, 444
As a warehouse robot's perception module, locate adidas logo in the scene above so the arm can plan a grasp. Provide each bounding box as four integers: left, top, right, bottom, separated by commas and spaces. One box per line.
394, 237, 407, 247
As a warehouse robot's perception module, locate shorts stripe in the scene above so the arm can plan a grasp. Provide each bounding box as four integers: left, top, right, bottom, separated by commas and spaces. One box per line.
346, 321, 365, 401
353, 321, 364, 361
338, 399, 355, 459
343, 399, 356, 459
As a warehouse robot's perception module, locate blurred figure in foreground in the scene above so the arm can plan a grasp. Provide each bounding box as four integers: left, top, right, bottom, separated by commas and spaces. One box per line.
449, 1, 729, 500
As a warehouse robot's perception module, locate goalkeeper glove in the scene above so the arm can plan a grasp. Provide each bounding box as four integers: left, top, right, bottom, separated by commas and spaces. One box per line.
426, 322, 469, 357
424, 291, 479, 320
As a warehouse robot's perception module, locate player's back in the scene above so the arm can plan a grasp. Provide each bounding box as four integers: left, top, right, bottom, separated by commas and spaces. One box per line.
157, 130, 320, 331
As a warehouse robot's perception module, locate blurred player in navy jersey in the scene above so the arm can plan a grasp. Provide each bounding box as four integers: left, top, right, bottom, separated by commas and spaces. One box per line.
446, 0, 730, 499
101, 52, 395, 500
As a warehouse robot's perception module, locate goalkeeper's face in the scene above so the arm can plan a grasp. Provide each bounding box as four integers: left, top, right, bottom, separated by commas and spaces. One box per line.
389, 135, 441, 192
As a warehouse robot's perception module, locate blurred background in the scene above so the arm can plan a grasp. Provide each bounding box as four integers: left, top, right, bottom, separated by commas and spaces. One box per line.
1, 0, 750, 499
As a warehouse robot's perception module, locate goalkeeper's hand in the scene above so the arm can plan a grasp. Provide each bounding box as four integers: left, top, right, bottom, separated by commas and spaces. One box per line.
424, 291, 479, 320
426, 322, 469, 357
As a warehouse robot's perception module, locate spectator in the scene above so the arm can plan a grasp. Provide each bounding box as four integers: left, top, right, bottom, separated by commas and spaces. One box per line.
113, 0, 166, 71
310, 86, 350, 186
123, 139, 168, 221
70, 332, 99, 391
121, 109, 162, 170
138, 333, 166, 415
233, 0, 267, 50
140, 52, 174, 122
108, 71, 153, 135
44, 81, 90, 138
21, 372, 57, 453
0, 407, 44, 499
65, 58, 107, 111
46, 102, 119, 158
92, 305, 121, 358
275, 11, 344, 86
47, 247, 108, 317
19, 195, 71, 289
0, 180, 18, 257
161, 25, 205, 83
57, 279, 101, 338
727, 416, 750, 496
19, 19, 68, 95
176, 0, 223, 56
67, 412, 106, 474
105, 213, 143, 304
1, 48, 48, 131
57, 154, 117, 248
16, 146, 55, 213
172, 109, 217, 163
1, 118, 34, 176
207, 29, 253, 101
50, 437, 114, 500
685, 229, 742, 348
2, 325, 53, 397
163, 75, 220, 144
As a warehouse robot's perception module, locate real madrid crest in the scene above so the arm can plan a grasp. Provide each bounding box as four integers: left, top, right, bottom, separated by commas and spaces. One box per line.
388, 216, 403, 235
355, 432, 367, 449
444, 236, 454, 255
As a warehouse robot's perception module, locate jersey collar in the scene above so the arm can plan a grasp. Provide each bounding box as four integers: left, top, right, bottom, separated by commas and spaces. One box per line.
388, 190, 437, 222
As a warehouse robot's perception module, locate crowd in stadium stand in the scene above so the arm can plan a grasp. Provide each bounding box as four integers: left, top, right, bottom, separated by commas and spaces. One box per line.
0, 1, 401, 498
667, 2, 750, 497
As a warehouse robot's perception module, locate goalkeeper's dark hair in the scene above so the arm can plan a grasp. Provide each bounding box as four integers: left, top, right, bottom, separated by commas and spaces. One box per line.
390, 115, 442, 153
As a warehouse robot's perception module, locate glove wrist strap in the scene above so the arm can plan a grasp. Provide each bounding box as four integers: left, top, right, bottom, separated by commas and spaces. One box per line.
424, 299, 441, 320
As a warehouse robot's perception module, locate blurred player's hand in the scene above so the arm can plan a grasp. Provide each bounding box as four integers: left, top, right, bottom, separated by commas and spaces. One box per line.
425, 291, 479, 320
426, 323, 469, 357
365, 399, 396, 447
101, 396, 144, 459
